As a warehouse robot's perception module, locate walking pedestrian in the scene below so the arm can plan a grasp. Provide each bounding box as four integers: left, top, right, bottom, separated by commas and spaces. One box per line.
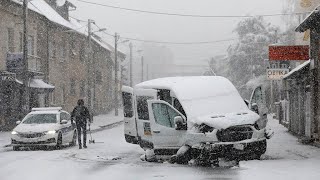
71, 99, 91, 149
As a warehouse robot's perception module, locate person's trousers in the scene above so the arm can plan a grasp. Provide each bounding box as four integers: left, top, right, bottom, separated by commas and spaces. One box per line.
76, 123, 87, 146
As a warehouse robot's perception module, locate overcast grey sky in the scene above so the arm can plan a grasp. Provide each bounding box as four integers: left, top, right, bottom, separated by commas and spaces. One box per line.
69, 0, 286, 65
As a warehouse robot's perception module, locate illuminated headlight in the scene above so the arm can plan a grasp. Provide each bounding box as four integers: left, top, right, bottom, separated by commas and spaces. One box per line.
46, 130, 56, 134
254, 118, 267, 130
11, 131, 18, 135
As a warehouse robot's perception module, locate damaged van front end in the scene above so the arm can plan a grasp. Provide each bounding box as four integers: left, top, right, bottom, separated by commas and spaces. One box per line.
176, 112, 273, 165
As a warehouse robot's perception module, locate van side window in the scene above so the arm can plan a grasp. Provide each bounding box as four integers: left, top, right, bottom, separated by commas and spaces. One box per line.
122, 92, 133, 118
158, 89, 172, 104
152, 103, 180, 128
137, 96, 152, 120
173, 98, 186, 117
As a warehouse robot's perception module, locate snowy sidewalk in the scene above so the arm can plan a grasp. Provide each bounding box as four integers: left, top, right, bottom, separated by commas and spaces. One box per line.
89, 109, 124, 132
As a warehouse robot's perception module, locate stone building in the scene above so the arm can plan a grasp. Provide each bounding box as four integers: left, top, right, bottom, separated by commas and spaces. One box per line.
0, 0, 115, 130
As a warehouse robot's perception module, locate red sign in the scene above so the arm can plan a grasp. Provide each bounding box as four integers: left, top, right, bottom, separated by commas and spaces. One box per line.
269, 45, 309, 61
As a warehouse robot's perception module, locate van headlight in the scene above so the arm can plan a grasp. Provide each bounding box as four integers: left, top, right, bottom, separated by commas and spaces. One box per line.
11, 131, 18, 135
254, 118, 267, 130
46, 130, 56, 134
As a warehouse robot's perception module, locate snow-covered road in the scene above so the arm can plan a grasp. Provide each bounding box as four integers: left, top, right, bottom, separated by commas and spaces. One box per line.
1, 116, 320, 180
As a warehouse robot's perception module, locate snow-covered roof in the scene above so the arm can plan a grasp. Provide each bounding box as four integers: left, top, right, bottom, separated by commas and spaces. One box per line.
29, 79, 55, 89
296, 6, 320, 32
283, 60, 310, 79
135, 76, 249, 123
11, 0, 114, 53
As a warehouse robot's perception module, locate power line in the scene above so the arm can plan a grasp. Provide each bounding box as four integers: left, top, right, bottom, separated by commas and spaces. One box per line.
76, 0, 309, 18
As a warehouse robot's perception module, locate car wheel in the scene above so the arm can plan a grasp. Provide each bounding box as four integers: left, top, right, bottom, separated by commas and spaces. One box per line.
13, 146, 20, 151
70, 131, 77, 146
56, 133, 62, 150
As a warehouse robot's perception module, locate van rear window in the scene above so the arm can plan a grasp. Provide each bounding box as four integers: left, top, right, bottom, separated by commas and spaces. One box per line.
137, 96, 152, 120
122, 92, 133, 118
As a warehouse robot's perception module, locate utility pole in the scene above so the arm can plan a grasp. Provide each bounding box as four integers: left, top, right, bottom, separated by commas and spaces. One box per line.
22, 0, 29, 112
87, 19, 93, 112
114, 33, 119, 116
129, 42, 133, 87
141, 56, 144, 82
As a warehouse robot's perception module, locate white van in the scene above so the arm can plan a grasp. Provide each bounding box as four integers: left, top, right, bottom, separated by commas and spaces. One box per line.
122, 76, 271, 163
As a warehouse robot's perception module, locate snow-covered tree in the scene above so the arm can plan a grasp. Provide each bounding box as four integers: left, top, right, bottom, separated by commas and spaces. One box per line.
226, 17, 280, 98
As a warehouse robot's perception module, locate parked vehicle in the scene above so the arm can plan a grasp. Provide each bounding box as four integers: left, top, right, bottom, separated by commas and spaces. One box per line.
122, 76, 272, 164
11, 107, 77, 150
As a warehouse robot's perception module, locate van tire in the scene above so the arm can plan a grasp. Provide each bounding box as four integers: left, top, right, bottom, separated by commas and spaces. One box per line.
176, 146, 192, 164
13, 146, 20, 151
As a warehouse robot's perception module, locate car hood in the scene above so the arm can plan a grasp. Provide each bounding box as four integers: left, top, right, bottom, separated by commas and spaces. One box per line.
14, 123, 59, 133
192, 110, 260, 130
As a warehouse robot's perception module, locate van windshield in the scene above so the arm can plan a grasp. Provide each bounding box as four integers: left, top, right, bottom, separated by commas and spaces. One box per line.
22, 114, 57, 124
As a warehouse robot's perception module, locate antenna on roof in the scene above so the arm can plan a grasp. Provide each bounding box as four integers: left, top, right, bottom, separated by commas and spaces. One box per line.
56, 0, 66, 7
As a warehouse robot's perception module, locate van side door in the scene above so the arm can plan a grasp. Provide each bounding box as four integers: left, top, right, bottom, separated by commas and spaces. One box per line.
121, 86, 137, 144
134, 88, 158, 149
148, 100, 187, 155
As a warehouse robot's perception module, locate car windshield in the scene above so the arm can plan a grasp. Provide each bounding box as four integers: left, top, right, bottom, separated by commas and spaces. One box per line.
22, 114, 57, 124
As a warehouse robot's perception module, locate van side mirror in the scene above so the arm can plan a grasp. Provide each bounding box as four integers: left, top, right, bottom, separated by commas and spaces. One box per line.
251, 103, 259, 114
174, 116, 186, 130
61, 120, 68, 124
16, 121, 21, 125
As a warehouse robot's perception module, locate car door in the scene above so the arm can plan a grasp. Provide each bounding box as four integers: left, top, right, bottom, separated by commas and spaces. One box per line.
59, 112, 72, 143
148, 100, 187, 154
121, 86, 137, 144
134, 88, 158, 148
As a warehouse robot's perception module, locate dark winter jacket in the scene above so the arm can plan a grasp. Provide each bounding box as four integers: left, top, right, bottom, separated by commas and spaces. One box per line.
71, 105, 91, 125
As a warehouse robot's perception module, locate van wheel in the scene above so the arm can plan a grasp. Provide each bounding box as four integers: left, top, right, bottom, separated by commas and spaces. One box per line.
176, 146, 193, 164
56, 133, 62, 150
70, 131, 77, 146
254, 140, 267, 159
13, 146, 20, 151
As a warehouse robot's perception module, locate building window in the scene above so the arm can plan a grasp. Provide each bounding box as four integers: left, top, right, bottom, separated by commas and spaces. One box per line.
19, 32, 23, 52
96, 71, 102, 84
50, 83, 56, 104
70, 79, 76, 96
61, 85, 66, 104
80, 80, 85, 97
59, 40, 67, 61
49, 40, 56, 58
7, 28, 14, 52
79, 43, 85, 62
27, 35, 34, 55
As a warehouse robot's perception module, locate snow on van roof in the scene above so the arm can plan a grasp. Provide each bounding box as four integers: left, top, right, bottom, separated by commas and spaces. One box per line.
136, 76, 249, 124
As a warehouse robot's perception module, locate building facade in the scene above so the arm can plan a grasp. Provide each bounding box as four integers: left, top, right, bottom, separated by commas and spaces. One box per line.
0, 0, 115, 130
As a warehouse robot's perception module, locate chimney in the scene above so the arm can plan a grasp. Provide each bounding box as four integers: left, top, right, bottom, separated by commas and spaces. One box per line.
45, 0, 76, 21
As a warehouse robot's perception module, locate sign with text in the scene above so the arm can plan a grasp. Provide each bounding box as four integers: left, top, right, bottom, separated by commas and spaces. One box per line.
267, 69, 289, 80
269, 45, 309, 61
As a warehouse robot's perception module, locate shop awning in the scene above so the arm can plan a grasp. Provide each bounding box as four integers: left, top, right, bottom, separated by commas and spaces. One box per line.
29, 79, 55, 89
296, 6, 320, 32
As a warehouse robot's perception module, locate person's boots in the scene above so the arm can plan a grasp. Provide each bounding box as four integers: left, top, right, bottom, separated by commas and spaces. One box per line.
83, 144, 87, 148
79, 144, 82, 149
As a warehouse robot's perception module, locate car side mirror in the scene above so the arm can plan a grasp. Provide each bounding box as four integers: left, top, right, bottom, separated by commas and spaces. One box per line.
174, 116, 186, 130
16, 121, 21, 125
251, 103, 259, 114
61, 120, 68, 124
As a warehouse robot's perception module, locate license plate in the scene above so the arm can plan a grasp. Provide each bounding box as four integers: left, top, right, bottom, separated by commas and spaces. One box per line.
233, 143, 244, 150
